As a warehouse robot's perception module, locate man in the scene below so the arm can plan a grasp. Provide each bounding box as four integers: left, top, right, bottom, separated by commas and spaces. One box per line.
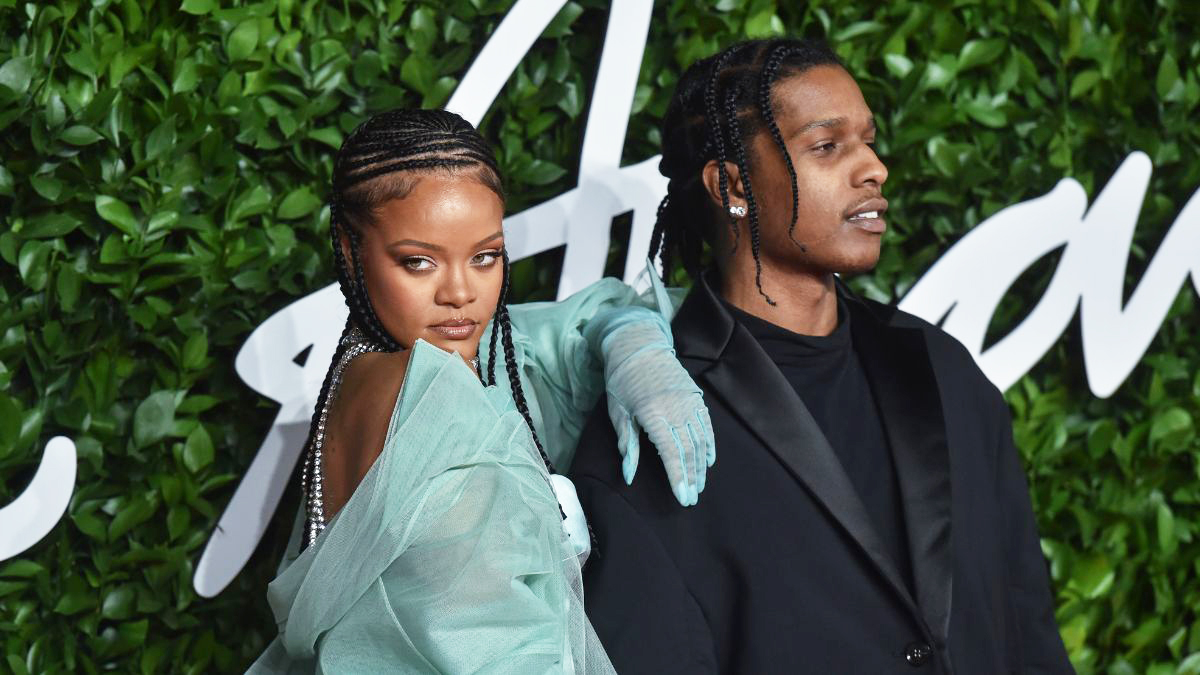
570, 38, 1073, 674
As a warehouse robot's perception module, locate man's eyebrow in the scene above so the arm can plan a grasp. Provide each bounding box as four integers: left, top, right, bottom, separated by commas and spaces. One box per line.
790, 116, 877, 138
791, 117, 847, 137
388, 239, 443, 252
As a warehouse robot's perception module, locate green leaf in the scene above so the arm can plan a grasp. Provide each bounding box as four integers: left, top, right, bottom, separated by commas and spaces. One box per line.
0, 560, 45, 578
0, 56, 33, 94
964, 100, 1007, 128
133, 391, 177, 448
883, 54, 913, 79
56, 265, 82, 311
958, 39, 1007, 71
227, 19, 260, 61
1069, 554, 1114, 599
17, 240, 51, 291
1070, 70, 1102, 99
61, 125, 104, 145
173, 57, 199, 94
108, 494, 157, 539
30, 174, 63, 201
1156, 501, 1177, 556
53, 587, 96, 615
182, 332, 208, 370
407, 7, 437, 53
277, 187, 322, 219
183, 425, 214, 473
520, 159, 567, 186
95, 195, 140, 236
101, 586, 135, 620
1150, 407, 1193, 451
180, 0, 216, 14
1156, 53, 1181, 101
231, 184, 272, 221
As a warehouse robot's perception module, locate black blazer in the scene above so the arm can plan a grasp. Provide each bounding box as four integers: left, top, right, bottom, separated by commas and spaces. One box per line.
570, 274, 1073, 674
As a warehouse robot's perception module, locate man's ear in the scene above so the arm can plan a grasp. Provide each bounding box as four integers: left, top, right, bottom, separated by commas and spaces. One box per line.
701, 159, 748, 213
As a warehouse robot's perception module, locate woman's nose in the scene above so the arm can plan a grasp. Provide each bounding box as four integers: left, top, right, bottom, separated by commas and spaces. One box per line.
435, 265, 476, 308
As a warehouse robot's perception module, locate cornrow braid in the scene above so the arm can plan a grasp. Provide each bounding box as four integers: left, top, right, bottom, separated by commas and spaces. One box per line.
300, 109, 563, 550
726, 89, 775, 306
485, 248, 509, 388
648, 38, 842, 292
648, 194, 670, 272
759, 44, 803, 250
345, 225, 404, 351
497, 249, 553, 472
704, 49, 740, 251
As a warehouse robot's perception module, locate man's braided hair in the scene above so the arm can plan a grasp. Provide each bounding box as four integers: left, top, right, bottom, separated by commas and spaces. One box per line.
648, 38, 842, 303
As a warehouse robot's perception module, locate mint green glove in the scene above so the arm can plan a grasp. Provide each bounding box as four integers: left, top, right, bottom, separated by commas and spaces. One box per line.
587, 308, 715, 506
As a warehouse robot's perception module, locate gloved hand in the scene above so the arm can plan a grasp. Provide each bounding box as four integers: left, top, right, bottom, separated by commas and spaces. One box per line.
587, 308, 715, 506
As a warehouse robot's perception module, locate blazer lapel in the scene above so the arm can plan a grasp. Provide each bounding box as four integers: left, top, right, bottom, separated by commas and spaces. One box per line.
846, 290, 954, 654
673, 275, 922, 619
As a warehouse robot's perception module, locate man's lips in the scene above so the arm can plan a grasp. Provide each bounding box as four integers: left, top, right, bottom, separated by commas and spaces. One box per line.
429, 319, 477, 340
845, 197, 888, 233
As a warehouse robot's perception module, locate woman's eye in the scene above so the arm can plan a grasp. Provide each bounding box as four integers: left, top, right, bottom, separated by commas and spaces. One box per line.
472, 250, 501, 267
403, 257, 435, 271
814, 142, 837, 155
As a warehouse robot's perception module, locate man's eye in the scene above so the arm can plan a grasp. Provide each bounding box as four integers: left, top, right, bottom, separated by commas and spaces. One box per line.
472, 251, 500, 266
814, 142, 837, 155
403, 257, 435, 270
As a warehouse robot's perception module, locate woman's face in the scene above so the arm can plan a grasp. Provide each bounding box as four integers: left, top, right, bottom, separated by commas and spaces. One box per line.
343, 172, 505, 362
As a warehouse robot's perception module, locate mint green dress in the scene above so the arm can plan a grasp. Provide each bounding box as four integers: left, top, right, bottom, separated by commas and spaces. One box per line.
249, 278, 666, 673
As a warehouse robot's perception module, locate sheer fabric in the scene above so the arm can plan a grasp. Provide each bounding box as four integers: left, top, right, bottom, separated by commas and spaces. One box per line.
249, 340, 614, 673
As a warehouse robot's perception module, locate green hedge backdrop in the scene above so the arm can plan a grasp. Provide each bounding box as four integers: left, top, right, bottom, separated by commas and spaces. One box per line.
2, 0, 1199, 672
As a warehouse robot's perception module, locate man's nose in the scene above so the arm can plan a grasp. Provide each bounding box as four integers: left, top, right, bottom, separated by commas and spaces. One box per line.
853, 145, 888, 188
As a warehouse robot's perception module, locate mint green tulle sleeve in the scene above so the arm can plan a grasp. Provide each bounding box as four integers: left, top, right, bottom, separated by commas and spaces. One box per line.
480, 267, 682, 470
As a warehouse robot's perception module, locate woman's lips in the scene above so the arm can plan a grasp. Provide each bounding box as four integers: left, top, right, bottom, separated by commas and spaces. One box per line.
429, 320, 477, 340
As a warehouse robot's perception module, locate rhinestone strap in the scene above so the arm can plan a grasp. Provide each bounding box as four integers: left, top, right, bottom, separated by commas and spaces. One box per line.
301, 327, 385, 549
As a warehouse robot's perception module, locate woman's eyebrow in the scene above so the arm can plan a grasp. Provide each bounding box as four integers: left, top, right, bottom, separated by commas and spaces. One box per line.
472, 231, 504, 248
388, 239, 442, 252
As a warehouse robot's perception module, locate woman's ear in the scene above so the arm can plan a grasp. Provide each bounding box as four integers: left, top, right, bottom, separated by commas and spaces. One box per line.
338, 227, 355, 274
701, 159, 748, 213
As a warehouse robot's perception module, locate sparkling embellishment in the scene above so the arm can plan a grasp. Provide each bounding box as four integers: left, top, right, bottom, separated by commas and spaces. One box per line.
301, 327, 385, 549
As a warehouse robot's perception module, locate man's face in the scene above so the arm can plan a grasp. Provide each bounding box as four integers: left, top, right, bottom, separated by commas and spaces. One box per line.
742, 65, 888, 277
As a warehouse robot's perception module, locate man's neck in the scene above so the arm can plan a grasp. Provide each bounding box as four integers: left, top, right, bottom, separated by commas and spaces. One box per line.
719, 264, 838, 336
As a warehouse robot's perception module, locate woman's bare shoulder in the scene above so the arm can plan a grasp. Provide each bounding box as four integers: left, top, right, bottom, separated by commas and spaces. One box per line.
322, 349, 412, 516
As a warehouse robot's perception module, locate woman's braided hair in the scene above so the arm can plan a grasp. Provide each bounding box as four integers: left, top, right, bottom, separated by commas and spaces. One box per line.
648, 38, 842, 301
303, 109, 554, 495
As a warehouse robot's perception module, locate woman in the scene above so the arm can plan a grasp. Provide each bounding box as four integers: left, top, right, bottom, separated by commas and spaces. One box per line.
249, 109, 713, 672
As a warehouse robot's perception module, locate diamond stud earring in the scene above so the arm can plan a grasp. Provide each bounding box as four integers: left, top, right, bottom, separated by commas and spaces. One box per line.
729, 205, 747, 218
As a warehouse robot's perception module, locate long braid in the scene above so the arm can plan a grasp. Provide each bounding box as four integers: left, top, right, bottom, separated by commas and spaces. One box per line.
497, 249, 554, 473
485, 249, 508, 387
759, 45, 803, 250
346, 226, 404, 351
649, 38, 841, 289
297, 321, 353, 551
300, 108, 539, 547
704, 50, 739, 252
648, 194, 670, 270
726, 90, 775, 306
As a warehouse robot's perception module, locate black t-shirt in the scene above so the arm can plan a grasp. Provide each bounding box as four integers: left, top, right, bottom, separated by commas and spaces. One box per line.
725, 299, 914, 591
